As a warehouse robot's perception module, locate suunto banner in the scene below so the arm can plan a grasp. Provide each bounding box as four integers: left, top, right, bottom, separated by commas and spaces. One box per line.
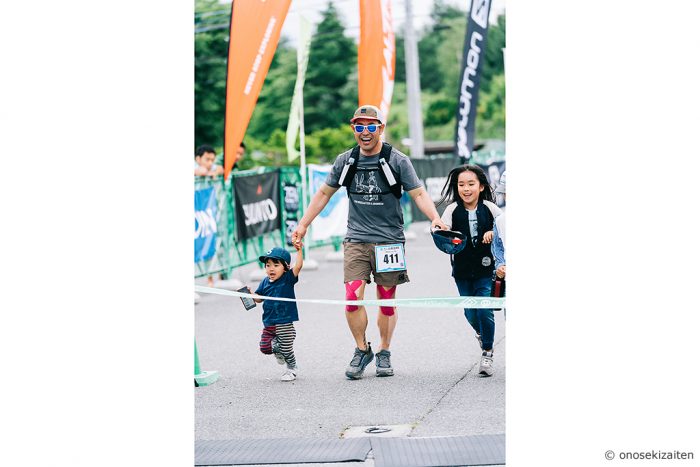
454, 0, 492, 162
234, 171, 281, 240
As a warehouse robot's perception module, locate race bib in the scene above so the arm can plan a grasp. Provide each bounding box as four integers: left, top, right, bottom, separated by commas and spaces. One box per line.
375, 244, 407, 273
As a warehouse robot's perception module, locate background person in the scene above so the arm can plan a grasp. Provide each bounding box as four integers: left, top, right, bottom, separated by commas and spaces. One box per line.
194, 144, 223, 177
291, 104, 447, 380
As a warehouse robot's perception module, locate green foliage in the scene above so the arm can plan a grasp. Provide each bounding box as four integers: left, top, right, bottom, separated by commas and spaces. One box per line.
247, 38, 296, 141
475, 72, 505, 139
194, 0, 229, 149
425, 95, 455, 126
193, 2, 505, 164
304, 126, 355, 163
418, 0, 465, 93
303, 3, 358, 134
481, 14, 506, 93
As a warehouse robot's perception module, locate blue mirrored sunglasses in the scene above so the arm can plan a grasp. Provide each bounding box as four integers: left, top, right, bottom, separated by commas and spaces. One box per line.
352, 124, 381, 133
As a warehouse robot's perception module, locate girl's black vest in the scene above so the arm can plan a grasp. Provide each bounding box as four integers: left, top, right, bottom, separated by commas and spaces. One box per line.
451, 201, 495, 279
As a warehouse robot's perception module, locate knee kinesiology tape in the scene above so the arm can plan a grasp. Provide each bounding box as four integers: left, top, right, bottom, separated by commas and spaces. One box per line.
345, 280, 363, 312
377, 285, 396, 316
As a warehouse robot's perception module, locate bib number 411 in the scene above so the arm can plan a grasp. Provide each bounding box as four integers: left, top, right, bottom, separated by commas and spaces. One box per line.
375, 244, 406, 273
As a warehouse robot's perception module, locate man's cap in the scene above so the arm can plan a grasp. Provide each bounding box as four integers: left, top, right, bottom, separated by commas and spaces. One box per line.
259, 247, 291, 265
495, 171, 506, 194
431, 229, 467, 255
350, 104, 385, 124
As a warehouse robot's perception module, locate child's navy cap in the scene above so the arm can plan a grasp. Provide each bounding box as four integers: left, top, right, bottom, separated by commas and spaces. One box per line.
431, 229, 467, 255
259, 247, 291, 265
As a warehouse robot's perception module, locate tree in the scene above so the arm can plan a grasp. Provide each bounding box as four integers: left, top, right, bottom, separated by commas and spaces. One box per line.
194, 0, 230, 149
246, 38, 296, 142
303, 2, 357, 133
417, 0, 465, 93
480, 13, 506, 93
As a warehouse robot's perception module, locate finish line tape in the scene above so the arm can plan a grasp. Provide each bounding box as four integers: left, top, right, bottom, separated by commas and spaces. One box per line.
195, 285, 505, 309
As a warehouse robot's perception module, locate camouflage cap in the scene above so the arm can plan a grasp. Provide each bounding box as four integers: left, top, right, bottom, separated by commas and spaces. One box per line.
350, 104, 385, 124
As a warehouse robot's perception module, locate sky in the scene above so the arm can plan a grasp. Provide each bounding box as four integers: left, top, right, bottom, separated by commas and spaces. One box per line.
280, 0, 506, 46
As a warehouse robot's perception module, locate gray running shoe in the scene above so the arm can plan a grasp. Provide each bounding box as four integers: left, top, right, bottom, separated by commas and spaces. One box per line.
271, 337, 285, 365
345, 343, 374, 379
479, 351, 494, 377
375, 349, 394, 377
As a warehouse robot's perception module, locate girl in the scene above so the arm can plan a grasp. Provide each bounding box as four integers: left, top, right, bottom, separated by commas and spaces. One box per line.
437, 165, 502, 376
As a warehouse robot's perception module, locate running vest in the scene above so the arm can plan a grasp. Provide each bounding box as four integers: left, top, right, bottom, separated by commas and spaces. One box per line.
337, 143, 402, 198
450, 201, 495, 279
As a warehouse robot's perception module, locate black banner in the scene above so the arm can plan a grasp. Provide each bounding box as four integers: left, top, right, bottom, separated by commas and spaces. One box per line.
234, 171, 281, 240
282, 183, 300, 246
454, 0, 492, 163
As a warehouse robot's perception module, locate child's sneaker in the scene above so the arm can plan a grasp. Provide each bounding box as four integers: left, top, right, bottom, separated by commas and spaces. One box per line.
271, 337, 285, 365
479, 351, 494, 377
280, 366, 297, 382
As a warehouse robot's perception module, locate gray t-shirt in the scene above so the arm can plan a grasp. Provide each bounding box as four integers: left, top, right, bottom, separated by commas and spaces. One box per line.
326, 146, 423, 243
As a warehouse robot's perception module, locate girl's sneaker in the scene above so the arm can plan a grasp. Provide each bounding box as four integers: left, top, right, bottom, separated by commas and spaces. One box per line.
280, 366, 297, 382
479, 351, 494, 376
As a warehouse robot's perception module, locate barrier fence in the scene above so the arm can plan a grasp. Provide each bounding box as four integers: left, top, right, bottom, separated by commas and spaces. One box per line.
194, 166, 414, 279
194, 151, 505, 280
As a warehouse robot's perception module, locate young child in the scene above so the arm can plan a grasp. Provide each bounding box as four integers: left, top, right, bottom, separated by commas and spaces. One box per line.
251, 243, 303, 381
437, 165, 502, 377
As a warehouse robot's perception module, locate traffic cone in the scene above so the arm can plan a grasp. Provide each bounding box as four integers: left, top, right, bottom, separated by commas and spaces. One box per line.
194, 339, 219, 387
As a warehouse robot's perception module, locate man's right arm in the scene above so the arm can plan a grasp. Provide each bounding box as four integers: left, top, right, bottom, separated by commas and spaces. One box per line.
292, 183, 339, 243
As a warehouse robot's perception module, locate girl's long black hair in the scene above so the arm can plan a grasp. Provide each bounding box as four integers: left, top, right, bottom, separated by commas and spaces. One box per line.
437, 164, 494, 207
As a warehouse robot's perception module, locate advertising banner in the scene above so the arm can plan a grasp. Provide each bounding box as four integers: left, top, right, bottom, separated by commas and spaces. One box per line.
454, 0, 492, 162
282, 183, 300, 246
308, 165, 348, 241
234, 171, 281, 240
358, 0, 395, 118
194, 187, 218, 263
224, 0, 292, 179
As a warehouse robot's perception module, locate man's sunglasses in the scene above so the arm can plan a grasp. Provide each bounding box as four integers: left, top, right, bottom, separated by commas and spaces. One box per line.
352, 124, 382, 133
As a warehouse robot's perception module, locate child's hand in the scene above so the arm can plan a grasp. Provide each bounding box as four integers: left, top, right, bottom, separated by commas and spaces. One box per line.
483, 230, 494, 244
293, 240, 303, 251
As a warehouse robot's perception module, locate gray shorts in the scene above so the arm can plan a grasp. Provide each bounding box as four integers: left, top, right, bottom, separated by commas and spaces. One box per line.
343, 242, 410, 286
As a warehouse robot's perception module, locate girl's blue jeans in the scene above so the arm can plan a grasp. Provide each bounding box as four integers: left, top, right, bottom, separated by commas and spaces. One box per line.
454, 276, 495, 351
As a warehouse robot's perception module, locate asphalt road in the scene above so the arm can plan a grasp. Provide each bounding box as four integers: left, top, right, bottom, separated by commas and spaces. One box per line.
195, 221, 505, 441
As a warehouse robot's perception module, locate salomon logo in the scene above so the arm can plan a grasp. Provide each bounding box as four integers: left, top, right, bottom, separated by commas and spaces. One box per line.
471, 0, 490, 29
